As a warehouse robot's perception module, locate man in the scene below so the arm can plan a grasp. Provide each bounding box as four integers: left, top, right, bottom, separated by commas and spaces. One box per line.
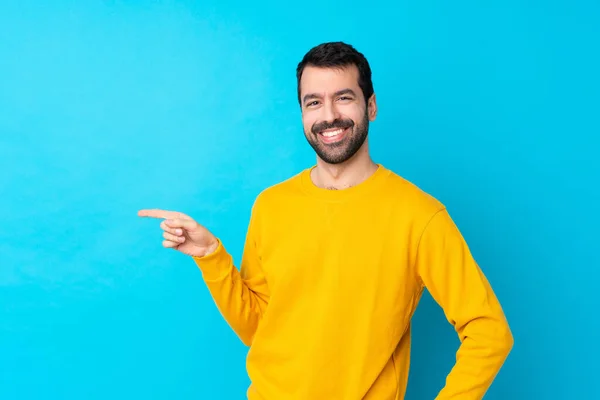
139, 42, 513, 399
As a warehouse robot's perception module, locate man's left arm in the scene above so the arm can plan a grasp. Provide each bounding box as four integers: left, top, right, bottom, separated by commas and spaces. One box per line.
414, 207, 514, 399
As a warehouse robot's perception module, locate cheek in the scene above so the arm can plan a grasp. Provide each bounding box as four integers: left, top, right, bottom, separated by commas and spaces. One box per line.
302, 115, 316, 133
345, 106, 366, 122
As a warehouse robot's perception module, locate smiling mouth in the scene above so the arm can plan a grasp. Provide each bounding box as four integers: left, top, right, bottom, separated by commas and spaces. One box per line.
318, 127, 350, 143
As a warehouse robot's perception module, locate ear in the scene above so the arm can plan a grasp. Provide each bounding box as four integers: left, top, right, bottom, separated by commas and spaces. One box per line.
367, 94, 378, 121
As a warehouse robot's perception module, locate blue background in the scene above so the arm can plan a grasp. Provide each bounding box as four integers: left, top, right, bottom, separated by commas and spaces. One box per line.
1, 1, 598, 399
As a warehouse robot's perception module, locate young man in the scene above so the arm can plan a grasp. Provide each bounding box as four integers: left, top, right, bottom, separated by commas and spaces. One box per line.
139, 42, 513, 399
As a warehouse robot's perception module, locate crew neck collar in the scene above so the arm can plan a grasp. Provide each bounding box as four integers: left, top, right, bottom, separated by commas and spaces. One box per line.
298, 163, 390, 202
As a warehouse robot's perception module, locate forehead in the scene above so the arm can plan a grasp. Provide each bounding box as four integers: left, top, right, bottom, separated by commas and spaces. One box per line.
299, 65, 361, 97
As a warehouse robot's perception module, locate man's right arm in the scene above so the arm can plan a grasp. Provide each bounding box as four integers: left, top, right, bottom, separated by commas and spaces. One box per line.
192, 204, 269, 347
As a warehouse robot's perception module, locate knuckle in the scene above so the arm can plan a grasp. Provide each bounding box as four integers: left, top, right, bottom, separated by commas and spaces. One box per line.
163, 232, 177, 242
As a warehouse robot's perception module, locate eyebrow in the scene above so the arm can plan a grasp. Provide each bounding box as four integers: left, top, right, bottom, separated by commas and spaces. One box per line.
302, 88, 357, 104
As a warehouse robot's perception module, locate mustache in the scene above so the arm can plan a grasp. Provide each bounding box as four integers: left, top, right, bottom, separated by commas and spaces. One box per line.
311, 119, 354, 134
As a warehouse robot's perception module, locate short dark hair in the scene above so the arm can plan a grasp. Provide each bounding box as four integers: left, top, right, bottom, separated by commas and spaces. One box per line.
296, 41, 374, 106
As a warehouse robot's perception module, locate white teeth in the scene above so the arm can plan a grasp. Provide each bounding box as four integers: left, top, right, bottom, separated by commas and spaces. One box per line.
321, 128, 344, 137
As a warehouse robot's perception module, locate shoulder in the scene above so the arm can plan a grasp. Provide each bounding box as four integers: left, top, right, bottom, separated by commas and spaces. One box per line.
380, 166, 446, 217
249, 168, 306, 212
377, 167, 460, 249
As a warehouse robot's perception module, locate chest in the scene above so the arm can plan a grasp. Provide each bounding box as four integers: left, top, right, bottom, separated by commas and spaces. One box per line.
257, 201, 420, 303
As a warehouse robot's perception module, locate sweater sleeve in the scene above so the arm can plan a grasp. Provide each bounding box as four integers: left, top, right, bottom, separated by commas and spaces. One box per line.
414, 208, 513, 399
191, 202, 269, 347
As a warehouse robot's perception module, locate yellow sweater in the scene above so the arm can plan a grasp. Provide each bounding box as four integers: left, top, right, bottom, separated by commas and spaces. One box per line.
193, 164, 513, 399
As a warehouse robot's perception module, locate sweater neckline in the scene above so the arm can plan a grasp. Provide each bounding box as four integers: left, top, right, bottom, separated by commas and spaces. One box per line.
298, 163, 391, 202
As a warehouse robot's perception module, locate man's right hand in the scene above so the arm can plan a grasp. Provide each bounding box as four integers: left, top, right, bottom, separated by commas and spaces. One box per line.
137, 209, 219, 258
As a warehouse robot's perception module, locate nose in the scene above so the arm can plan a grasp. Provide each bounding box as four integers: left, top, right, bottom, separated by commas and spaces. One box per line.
321, 100, 341, 123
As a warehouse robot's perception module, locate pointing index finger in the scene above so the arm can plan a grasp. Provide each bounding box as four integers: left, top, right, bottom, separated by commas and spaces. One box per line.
138, 209, 189, 220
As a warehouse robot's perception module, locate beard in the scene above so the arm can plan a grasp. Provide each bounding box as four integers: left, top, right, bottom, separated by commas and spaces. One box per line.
304, 111, 369, 165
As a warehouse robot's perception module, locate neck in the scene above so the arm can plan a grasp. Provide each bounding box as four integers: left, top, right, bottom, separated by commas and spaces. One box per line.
311, 142, 378, 190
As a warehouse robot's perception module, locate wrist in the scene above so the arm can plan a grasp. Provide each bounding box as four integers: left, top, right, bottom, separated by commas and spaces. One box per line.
198, 238, 219, 258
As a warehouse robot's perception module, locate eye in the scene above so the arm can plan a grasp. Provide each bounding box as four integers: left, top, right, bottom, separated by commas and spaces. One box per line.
338, 96, 353, 101
306, 101, 319, 107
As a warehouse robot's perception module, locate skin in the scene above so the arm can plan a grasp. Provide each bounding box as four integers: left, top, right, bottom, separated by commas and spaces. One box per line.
137, 209, 219, 257
139, 63, 379, 256
299, 64, 379, 190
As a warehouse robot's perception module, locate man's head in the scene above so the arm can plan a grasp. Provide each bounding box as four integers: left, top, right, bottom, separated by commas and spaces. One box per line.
296, 42, 377, 165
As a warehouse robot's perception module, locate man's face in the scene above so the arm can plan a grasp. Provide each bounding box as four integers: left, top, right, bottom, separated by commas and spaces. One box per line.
299, 65, 376, 165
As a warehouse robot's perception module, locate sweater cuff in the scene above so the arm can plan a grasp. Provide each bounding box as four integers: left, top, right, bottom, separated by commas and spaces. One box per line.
191, 239, 233, 281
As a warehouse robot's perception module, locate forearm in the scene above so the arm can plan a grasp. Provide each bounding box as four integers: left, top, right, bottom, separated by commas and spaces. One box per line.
192, 239, 268, 346
415, 208, 514, 398
435, 316, 514, 399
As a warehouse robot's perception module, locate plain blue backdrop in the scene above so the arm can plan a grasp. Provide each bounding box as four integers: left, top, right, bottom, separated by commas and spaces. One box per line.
1, 1, 598, 399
